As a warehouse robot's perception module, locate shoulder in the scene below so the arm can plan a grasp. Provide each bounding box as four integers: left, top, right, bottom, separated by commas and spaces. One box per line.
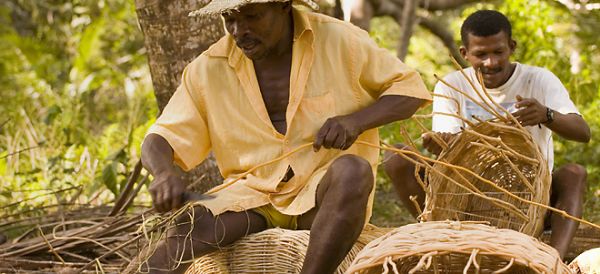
440, 68, 474, 86
306, 11, 370, 43
189, 36, 232, 72
517, 63, 560, 82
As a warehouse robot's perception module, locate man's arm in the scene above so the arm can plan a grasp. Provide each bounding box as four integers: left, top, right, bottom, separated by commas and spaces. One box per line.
313, 95, 425, 151
513, 95, 591, 143
141, 133, 187, 212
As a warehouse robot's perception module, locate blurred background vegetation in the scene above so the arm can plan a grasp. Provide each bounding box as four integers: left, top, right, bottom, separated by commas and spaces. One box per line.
1, 0, 598, 235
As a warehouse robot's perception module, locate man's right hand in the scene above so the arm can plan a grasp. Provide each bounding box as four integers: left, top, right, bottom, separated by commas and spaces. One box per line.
148, 170, 187, 213
422, 132, 456, 156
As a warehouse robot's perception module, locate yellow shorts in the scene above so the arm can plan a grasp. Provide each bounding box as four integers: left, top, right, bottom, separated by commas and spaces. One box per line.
253, 204, 298, 230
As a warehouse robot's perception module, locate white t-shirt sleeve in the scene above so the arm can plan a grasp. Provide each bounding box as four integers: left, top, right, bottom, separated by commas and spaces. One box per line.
539, 69, 580, 115
432, 78, 464, 134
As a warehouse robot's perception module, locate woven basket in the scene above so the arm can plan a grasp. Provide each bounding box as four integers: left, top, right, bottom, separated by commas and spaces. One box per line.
423, 120, 551, 236
186, 224, 391, 274
346, 221, 571, 274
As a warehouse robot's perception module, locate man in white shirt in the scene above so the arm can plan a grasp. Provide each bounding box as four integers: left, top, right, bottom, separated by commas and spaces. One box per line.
384, 10, 590, 259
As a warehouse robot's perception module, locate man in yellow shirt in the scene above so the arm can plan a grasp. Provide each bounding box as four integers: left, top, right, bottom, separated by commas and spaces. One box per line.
141, 0, 431, 272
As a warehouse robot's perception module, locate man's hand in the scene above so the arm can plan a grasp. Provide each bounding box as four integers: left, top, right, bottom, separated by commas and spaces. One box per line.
512, 95, 548, 126
313, 115, 362, 152
149, 170, 187, 213
422, 132, 455, 156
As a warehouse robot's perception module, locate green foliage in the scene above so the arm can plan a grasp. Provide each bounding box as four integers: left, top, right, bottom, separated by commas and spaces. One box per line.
0, 0, 155, 219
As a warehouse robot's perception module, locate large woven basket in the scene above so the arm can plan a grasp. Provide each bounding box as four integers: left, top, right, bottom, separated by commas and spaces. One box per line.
346, 221, 571, 274
186, 224, 391, 274
423, 120, 551, 236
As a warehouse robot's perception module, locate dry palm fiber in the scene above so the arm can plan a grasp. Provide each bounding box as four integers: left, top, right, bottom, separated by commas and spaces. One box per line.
185, 224, 391, 274
423, 119, 550, 236
345, 221, 571, 274
0, 204, 149, 273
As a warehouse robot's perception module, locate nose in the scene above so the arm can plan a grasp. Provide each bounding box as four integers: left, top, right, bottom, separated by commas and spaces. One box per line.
482, 56, 499, 68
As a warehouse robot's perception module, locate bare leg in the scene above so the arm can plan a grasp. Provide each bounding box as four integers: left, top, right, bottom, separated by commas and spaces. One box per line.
146, 207, 267, 274
382, 143, 425, 218
297, 154, 375, 274
549, 163, 587, 259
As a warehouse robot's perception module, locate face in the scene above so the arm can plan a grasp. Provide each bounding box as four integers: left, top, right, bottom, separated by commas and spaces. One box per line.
223, 2, 291, 60
460, 31, 517, 89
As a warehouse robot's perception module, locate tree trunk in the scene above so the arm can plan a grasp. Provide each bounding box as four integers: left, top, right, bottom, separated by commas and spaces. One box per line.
397, 0, 418, 60
135, 0, 225, 191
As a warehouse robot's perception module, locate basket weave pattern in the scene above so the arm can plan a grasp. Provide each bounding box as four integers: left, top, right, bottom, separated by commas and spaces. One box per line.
345, 221, 571, 274
423, 121, 551, 236
186, 224, 391, 274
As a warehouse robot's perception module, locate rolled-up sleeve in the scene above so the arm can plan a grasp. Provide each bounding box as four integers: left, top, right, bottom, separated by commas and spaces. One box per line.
145, 63, 211, 171
354, 32, 432, 102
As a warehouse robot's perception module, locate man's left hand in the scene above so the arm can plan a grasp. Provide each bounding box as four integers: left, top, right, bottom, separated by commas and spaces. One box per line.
313, 116, 362, 151
512, 95, 548, 126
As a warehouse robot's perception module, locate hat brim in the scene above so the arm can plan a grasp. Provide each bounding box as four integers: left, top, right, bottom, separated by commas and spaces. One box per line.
189, 0, 318, 17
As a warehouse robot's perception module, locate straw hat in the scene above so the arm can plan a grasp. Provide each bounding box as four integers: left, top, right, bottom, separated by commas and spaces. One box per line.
189, 0, 319, 17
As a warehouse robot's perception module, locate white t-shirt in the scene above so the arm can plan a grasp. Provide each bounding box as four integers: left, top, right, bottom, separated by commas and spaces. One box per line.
432, 63, 580, 170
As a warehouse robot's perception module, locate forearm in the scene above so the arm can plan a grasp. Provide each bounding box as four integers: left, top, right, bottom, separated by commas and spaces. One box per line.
546, 113, 591, 143
141, 133, 177, 176
347, 95, 424, 133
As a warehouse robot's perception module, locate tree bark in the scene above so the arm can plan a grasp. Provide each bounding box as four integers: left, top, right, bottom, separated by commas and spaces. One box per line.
397, 0, 418, 60
135, 0, 225, 192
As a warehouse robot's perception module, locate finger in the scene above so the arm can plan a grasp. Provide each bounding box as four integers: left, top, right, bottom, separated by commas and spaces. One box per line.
322, 130, 339, 149
421, 132, 432, 145
518, 114, 542, 126
516, 95, 523, 101
512, 107, 535, 118
153, 189, 163, 212
171, 188, 183, 211
313, 126, 329, 152
515, 98, 534, 108
160, 187, 170, 212
332, 131, 347, 150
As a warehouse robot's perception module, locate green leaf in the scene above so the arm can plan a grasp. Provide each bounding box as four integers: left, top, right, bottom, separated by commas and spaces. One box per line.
44, 104, 62, 125
102, 162, 118, 195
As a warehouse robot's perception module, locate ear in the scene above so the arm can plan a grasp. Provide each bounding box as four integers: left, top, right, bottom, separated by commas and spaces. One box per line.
509, 39, 517, 53
459, 46, 467, 59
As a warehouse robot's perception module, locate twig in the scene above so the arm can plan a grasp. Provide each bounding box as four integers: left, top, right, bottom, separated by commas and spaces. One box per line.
0, 144, 42, 160
110, 160, 143, 216
37, 226, 65, 264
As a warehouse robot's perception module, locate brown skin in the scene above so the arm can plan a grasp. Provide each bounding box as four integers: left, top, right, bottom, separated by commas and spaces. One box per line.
385, 30, 590, 259
142, 2, 424, 273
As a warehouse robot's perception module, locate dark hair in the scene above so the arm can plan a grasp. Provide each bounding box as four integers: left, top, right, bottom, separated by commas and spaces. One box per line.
461, 10, 512, 47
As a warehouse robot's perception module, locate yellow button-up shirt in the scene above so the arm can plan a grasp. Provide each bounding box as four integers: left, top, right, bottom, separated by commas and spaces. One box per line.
146, 7, 431, 219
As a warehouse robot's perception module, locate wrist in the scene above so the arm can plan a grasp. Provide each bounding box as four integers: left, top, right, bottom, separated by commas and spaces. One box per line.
154, 168, 177, 179
543, 107, 555, 124
343, 114, 365, 135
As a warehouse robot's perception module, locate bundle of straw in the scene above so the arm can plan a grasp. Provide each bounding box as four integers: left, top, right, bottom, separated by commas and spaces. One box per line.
345, 221, 571, 274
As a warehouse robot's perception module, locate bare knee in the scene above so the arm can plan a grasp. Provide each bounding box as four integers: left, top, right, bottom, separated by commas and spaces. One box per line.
553, 163, 587, 194
328, 154, 374, 202
383, 143, 414, 173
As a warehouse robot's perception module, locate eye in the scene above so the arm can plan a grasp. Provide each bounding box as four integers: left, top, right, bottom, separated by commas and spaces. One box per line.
245, 13, 259, 20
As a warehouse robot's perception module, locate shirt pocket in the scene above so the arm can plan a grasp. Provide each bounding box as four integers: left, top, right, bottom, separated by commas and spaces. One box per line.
297, 91, 336, 141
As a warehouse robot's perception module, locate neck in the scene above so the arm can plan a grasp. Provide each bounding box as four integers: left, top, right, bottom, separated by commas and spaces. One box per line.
256, 11, 294, 66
